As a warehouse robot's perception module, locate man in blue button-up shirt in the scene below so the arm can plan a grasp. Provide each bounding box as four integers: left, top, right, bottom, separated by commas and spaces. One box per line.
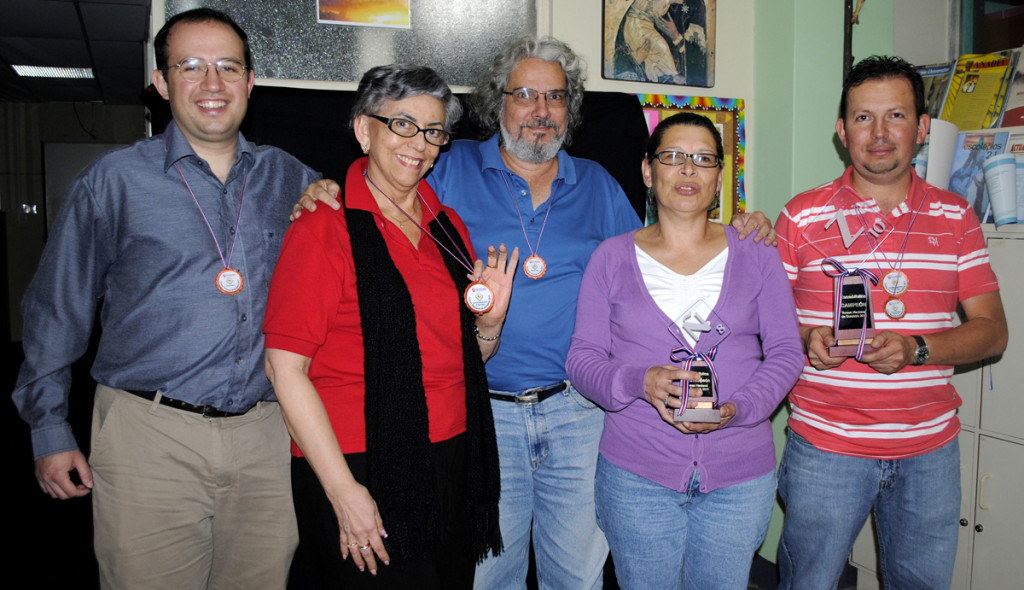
12, 8, 319, 588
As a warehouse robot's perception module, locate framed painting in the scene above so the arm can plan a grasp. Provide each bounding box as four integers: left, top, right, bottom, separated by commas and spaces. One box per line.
604, 0, 716, 87
636, 94, 745, 224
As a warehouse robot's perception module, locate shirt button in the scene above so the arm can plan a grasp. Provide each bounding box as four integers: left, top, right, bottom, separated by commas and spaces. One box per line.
222, 188, 228, 195
520, 190, 527, 196
235, 357, 243, 364
240, 314, 247, 322
692, 461, 698, 466
227, 400, 234, 406
229, 227, 236, 235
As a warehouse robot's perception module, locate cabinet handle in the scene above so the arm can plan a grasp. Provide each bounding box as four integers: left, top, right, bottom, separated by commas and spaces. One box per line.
975, 524, 984, 533
960, 518, 969, 527
978, 474, 992, 510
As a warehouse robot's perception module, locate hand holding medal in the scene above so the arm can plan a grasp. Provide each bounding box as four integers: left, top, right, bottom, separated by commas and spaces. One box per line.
470, 244, 520, 317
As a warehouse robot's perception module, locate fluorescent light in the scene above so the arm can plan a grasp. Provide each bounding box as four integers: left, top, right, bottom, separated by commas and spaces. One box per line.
12, 65, 94, 79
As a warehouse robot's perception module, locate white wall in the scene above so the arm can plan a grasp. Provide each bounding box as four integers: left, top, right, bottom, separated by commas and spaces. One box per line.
894, 0, 956, 65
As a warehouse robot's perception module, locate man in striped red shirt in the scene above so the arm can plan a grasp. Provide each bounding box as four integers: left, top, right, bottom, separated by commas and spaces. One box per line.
775, 56, 1007, 589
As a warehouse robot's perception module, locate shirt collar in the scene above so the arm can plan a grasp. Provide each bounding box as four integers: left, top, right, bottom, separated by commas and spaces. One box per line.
161, 120, 253, 176
835, 165, 929, 218
478, 133, 578, 185
344, 157, 444, 224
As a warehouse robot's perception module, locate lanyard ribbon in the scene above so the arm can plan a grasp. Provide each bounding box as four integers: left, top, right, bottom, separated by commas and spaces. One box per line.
822, 257, 879, 360
669, 345, 719, 418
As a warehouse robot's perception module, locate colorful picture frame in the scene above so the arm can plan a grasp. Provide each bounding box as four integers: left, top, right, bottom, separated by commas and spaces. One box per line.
637, 94, 745, 224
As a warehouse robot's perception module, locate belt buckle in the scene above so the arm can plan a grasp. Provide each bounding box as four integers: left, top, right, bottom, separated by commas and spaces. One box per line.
515, 388, 542, 405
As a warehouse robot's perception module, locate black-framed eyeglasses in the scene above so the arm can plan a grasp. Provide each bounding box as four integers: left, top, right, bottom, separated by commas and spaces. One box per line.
369, 115, 451, 146
652, 151, 721, 168
166, 58, 248, 83
502, 87, 568, 107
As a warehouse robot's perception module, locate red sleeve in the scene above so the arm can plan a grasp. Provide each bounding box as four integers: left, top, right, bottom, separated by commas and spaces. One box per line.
956, 202, 999, 302
263, 208, 350, 358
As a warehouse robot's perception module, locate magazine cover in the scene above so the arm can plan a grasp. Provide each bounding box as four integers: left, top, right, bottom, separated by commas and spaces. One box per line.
998, 48, 1024, 127
917, 62, 954, 119
947, 130, 1010, 222
940, 52, 1015, 130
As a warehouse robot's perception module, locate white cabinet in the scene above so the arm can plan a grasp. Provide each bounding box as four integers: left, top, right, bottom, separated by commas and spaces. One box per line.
850, 225, 1024, 590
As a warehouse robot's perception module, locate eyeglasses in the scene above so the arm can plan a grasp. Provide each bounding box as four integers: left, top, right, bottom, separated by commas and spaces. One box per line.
166, 58, 248, 83
502, 87, 568, 107
652, 151, 721, 168
369, 115, 451, 146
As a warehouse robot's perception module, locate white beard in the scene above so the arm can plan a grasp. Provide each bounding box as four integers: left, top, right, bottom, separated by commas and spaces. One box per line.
500, 122, 566, 164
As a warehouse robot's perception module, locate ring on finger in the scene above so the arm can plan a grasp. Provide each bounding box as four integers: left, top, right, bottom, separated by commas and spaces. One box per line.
359, 544, 371, 551
662, 395, 669, 405
347, 542, 359, 547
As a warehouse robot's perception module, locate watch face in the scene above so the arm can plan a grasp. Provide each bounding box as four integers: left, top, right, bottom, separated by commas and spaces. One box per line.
912, 338, 929, 365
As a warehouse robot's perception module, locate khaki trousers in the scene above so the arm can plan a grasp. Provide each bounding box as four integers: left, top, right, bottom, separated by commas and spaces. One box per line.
90, 385, 297, 590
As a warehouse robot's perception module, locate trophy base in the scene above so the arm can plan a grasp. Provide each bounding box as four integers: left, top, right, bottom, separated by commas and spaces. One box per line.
674, 407, 721, 423
828, 337, 874, 357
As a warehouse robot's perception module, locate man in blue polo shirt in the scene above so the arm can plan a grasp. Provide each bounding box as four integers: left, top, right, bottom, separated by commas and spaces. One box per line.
299, 35, 772, 589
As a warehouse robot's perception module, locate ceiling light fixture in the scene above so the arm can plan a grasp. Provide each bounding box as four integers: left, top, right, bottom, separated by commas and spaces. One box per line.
12, 65, 95, 79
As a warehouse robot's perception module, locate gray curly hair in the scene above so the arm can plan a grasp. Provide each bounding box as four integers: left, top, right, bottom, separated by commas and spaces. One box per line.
469, 36, 587, 144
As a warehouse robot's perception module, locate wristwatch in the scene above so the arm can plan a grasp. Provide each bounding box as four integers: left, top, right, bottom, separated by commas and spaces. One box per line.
910, 335, 929, 366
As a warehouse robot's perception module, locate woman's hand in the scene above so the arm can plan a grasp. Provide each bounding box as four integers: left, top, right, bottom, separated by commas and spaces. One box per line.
475, 244, 519, 317
291, 179, 342, 221
675, 401, 736, 434
645, 365, 737, 434
472, 244, 519, 360
329, 481, 390, 575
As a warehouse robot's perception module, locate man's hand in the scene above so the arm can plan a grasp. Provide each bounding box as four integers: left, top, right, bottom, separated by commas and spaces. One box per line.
859, 330, 915, 375
803, 325, 845, 371
731, 211, 778, 245
35, 450, 92, 499
291, 179, 341, 221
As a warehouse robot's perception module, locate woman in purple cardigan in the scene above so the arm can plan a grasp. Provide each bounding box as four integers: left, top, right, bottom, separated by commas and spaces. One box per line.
566, 113, 803, 590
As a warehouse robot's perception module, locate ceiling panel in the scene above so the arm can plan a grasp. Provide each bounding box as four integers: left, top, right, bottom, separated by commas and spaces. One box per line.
0, 1, 81, 38
81, 3, 150, 42
0, 0, 150, 105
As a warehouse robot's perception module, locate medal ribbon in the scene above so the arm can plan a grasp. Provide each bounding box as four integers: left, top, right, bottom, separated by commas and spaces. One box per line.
822, 258, 879, 360
669, 345, 719, 419
363, 171, 477, 277
501, 174, 560, 266
163, 133, 247, 289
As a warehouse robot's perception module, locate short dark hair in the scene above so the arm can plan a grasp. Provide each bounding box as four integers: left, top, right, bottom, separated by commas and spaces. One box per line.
645, 112, 724, 165
154, 8, 253, 74
840, 55, 925, 120
351, 64, 463, 132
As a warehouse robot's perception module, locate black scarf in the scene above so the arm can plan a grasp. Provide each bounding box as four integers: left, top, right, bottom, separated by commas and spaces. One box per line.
343, 192, 502, 563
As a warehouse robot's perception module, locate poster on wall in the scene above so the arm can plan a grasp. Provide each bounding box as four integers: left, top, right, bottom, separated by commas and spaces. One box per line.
318, 0, 411, 29
603, 0, 716, 87
637, 94, 744, 224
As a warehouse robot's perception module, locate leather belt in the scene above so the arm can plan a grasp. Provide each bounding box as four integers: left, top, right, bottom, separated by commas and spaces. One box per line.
488, 381, 568, 405
123, 389, 246, 418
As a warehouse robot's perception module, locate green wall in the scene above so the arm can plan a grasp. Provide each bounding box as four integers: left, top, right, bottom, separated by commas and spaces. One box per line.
751, 0, 894, 563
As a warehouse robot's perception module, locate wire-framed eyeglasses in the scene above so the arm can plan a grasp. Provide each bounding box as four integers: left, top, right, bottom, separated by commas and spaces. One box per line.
369, 115, 451, 146
502, 87, 568, 107
652, 151, 721, 168
166, 58, 248, 83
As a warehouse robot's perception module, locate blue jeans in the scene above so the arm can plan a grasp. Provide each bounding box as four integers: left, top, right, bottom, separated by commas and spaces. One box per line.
595, 456, 775, 590
778, 431, 960, 590
473, 383, 607, 590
